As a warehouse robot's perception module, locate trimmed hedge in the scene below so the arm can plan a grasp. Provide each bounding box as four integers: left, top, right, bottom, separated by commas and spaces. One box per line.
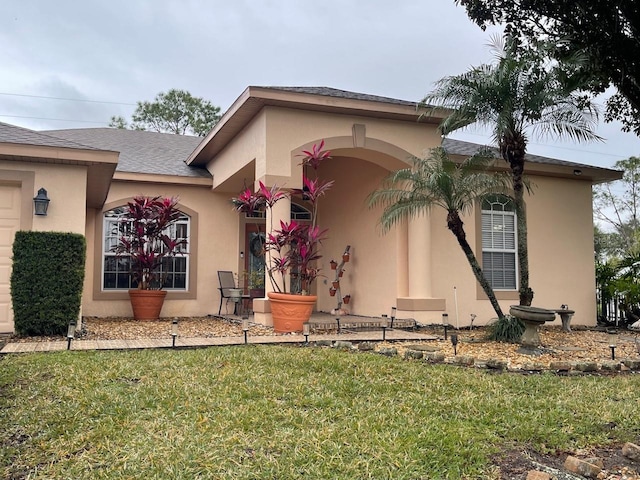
10, 231, 86, 336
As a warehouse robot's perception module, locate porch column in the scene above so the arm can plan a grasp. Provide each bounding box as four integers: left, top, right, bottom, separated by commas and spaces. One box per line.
264, 195, 291, 294
408, 213, 432, 298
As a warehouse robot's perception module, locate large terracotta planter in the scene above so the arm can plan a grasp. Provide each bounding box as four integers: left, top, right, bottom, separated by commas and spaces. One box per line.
268, 292, 317, 333
129, 289, 167, 321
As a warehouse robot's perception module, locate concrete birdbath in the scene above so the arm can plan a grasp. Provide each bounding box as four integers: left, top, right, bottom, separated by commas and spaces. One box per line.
510, 305, 556, 348
554, 307, 576, 332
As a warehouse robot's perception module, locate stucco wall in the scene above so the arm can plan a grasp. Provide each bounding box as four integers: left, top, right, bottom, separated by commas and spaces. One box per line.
82, 181, 238, 318
316, 156, 399, 317
429, 174, 597, 327
0, 161, 87, 234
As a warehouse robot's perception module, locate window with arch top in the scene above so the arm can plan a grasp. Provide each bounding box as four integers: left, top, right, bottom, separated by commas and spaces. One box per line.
481, 194, 517, 290
102, 205, 190, 290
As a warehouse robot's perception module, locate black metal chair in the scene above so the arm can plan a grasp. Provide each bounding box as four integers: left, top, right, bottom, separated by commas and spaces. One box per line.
217, 271, 249, 315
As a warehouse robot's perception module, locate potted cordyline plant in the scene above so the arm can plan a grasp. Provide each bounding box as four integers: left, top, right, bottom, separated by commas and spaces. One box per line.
232, 141, 333, 332
115, 195, 187, 321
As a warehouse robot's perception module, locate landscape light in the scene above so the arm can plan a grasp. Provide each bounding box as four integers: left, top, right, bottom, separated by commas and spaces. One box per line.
442, 313, 449, 340
381, 315, 388, 341
242, 316, 249, 345
171, 319, 179, 348
66, 320, 76, 350
390, 307, 397, 328
608, 330, 618, 360
303, 322, 310, 345
451, 334, 458, 356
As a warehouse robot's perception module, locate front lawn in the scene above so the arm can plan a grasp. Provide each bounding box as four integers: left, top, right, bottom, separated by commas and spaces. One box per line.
1, 346, 639, 479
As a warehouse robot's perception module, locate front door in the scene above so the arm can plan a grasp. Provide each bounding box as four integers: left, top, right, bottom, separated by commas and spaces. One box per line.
245, 224, 265, 294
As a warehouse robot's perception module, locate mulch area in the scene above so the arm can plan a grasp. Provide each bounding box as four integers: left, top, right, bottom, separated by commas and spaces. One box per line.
7, 317, 640, 370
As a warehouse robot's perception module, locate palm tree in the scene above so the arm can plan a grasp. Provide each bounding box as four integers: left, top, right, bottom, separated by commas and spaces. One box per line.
369, 147, 509, 319
422, 35, 601, 306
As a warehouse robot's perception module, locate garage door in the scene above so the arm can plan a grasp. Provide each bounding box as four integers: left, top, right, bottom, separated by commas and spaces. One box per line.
0, 185, 21, 333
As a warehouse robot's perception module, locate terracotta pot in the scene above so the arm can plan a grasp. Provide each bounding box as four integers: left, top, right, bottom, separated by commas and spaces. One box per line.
338, 270, 344, 278
129, 290, 167, 321
329, 287, 337, 297
268, 292, 317, 333
332, 281, 340, 289
342, 295, 351, 305
330, 260, 338, 270
342, 253, 350, 263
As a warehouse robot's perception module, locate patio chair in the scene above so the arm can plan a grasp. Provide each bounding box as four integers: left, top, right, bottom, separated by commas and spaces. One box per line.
217, 270, 249, 315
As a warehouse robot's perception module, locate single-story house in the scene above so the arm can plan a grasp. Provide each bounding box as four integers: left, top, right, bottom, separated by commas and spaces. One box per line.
0, 86, 622, 333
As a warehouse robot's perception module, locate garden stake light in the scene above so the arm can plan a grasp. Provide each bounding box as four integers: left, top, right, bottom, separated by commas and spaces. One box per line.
242, 316, 249, 345
390, 307, 396, 328
608, 330, 618, 360
470, 313, 477, 330
66, 320, 76, 350
171, 319, 179, 348
336, 316, 341, 333
451, 334, 458, 356
303, 322, 310, 345
442, 313, 449, 340
381, 315, 388, 341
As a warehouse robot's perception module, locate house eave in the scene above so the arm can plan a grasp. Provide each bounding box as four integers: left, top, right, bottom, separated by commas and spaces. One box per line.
186, 86, 448, 167
0, 142, 119, 209
112, 171, 214, 187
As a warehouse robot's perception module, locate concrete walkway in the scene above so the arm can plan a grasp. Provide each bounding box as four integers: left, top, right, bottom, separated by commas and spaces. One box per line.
0, 329, 436, 354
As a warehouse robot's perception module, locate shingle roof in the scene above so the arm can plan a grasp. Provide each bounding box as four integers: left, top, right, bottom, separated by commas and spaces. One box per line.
260, 86, 417, 108
443, 137, 613, 172
0, 121, 99, 150
45, 128, 210, 179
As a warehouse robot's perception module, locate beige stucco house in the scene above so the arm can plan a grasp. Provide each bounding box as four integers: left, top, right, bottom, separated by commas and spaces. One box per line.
0, 86, 622, 333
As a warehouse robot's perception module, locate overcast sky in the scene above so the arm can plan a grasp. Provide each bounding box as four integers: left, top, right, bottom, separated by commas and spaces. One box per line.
0, 0, 638, 169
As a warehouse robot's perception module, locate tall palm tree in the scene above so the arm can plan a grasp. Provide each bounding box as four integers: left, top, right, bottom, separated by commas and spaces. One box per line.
369, 147, 509, 319
422, 36, 601, 306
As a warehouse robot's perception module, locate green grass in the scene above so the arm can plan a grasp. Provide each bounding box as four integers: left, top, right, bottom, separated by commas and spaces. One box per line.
2, 346, 640, 479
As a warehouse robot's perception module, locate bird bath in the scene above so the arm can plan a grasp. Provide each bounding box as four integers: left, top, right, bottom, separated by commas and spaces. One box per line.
554, 308, 576, 332
510, 305, 556, 348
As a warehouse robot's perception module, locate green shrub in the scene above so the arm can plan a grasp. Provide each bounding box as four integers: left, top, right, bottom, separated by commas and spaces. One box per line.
486, 315, 525, 343
10, 231, 86, 336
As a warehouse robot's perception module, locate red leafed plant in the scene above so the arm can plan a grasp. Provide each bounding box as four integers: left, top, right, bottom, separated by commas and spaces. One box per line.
115, 195, 187, 290
232, 141, 333, 294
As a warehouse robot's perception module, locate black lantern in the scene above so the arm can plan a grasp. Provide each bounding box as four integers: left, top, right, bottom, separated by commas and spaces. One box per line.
33, 188, 50, 216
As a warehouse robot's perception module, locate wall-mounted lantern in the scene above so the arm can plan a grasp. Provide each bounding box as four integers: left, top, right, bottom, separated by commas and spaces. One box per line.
33, 188, 50, 216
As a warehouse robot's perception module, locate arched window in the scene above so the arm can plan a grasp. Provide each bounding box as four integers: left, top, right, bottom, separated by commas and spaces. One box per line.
102, 206, 190, 290
244, 202, 311, 221
481, 194, 517, 290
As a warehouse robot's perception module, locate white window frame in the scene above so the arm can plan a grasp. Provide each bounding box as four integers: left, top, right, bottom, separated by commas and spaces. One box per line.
481, 195, 517, 291
102, 207, 190, 291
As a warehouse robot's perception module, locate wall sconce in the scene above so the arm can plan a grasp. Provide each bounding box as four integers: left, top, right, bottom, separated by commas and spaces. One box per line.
442, 313, 449, 340
242, 316, 249, 344
67, 320, 76, 350
33, 188, 50, 216
171, 319, 179, 348
573, 169, 583, 176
